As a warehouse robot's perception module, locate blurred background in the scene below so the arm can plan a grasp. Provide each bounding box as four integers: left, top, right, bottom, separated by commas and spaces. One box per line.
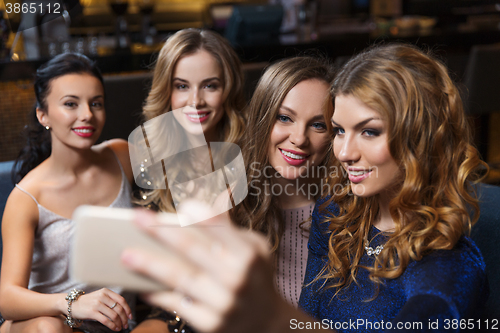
1, 0, 500, 184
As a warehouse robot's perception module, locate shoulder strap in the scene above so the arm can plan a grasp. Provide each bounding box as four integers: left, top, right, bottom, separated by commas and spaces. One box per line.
108, 147, 126, 179
15, 184, 40, 205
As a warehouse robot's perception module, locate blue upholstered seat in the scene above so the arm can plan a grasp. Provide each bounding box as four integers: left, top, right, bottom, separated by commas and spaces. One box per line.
471, 183, 500, 320
0, 160, 15, 269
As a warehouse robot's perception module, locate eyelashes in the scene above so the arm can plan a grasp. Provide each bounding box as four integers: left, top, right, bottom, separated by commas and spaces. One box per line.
173, 82, 220, 90
332, 127, 381, 137
277, 115, 327, 131
64, 101, 103, 109
361, 129, 381, 137
312, 122, 327, 130
277, 114, 291, 123
332, 127, 344, 136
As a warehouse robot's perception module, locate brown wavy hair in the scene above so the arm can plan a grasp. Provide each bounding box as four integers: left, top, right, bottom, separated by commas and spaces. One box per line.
139, 28, 246, 212
318, 43, 487, 296
229, 56, 336, 252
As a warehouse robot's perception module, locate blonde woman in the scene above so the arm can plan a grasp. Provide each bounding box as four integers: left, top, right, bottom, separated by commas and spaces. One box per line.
137, 28, 246, 213
131, 28, 245, 333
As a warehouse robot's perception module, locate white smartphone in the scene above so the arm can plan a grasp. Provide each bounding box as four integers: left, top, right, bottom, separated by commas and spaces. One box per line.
71, 205, 179, 292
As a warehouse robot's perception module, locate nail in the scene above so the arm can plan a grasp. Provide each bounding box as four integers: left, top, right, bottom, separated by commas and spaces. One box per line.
120, 249, 142, 268
134, 209, 156, 229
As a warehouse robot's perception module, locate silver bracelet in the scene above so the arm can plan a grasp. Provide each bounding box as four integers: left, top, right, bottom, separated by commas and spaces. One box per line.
64, 289, 85, 328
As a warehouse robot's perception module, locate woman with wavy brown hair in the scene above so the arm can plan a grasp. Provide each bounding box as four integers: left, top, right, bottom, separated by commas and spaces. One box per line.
229, 55, 335, 307
298, 43, 489, 330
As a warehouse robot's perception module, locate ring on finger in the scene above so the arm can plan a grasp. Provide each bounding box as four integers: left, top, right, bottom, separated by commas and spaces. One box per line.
110, 302, 117, 309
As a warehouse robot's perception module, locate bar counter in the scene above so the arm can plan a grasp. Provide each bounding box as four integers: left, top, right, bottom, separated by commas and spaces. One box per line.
1, 26, 500, 168
2, 27, 500, 81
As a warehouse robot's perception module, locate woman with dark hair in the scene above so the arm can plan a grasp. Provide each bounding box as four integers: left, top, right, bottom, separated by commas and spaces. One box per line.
121, 43, 488, 333
0, 53, 135, 333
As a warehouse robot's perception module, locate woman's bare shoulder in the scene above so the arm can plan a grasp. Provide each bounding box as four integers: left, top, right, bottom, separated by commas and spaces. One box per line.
94, 139, 133, 184
14, 159, 52, 199
4, 180, 40, 229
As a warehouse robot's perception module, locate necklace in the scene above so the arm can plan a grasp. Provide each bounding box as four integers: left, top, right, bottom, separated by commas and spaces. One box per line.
364, 235, 384, 256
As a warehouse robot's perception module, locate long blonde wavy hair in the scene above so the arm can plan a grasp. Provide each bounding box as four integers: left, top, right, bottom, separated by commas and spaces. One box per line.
139, 28, 246, 212
229, 56, 336, 252
318, 43, 487, 296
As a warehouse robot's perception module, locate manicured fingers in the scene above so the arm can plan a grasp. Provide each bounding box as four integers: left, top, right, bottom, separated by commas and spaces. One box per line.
94, 310, 123, 332
107, 292, 133, 321
99, 303, 123, 331
105, 302, 129, 330
97, 290, 129, 330
121, 247, 184, 289
133, 207, 251, 277
130, 207, 271, 296
132, 209, 232, 276
121, 247, 232, 312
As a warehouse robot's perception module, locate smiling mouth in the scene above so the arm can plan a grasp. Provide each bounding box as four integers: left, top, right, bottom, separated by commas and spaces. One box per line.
72, 128, 94, 134
185, 112, 210, 119
279, 149, 307, 160
348, 170, 371, 176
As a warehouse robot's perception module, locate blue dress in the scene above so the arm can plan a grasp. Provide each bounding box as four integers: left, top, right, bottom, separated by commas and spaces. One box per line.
298, 196, 489, 332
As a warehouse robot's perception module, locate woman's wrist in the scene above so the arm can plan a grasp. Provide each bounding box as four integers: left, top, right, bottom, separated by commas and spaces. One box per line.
55, 292, 70, 316
63, 289, 85, 327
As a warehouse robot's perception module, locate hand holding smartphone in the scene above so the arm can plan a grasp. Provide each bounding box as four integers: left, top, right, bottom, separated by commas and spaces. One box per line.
71, 205, 179, 292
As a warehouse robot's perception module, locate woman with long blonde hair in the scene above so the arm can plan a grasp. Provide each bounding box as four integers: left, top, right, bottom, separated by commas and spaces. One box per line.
137, 28, 246, 213
131, 28, 245, 333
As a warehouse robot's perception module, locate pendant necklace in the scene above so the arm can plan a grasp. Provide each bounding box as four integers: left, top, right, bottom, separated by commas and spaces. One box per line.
364, 233, 384, 256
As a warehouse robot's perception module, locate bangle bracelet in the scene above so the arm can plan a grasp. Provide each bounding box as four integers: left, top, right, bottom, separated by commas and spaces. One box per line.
64, 289, 85, 328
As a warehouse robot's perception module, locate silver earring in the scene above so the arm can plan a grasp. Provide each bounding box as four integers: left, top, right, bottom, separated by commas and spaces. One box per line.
45, 126, 50, 130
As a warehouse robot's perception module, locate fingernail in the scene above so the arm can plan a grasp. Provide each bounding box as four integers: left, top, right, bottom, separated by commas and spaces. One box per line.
134, 209, 155, 228
128, 313, 133, 320
121, 249, 142, 267
125, 324, 129, 329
